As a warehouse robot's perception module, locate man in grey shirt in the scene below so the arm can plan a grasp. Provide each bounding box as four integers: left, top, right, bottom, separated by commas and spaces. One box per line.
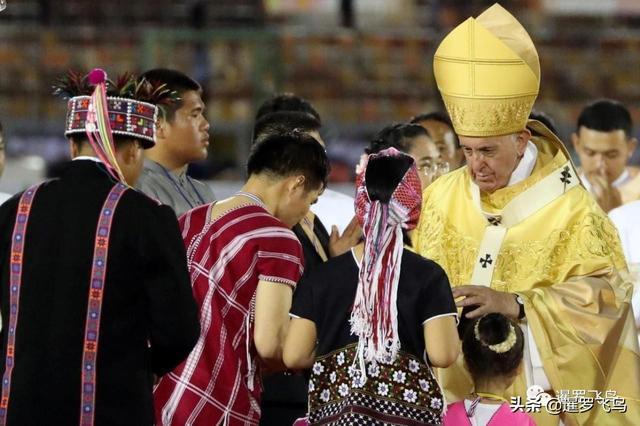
136, 69, 215, 216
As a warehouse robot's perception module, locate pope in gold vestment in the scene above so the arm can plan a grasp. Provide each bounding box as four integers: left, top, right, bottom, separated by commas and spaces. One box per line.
413, 123, 640, 425
413, 3, 640, 425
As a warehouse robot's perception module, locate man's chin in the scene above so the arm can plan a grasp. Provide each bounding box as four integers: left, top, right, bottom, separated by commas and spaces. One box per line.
191, 150, 208, 162
474, 180, 498, 193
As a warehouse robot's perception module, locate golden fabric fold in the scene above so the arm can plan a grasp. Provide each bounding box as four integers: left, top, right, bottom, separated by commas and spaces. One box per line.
522, 272, 639, 425
413, 133, 640, 425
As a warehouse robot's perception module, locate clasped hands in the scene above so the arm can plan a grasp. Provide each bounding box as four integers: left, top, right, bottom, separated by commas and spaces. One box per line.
453, 285, 520, 320
587, 169, 623, 212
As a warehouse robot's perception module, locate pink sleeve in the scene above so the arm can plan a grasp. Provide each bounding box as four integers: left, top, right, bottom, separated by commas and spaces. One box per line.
256, 228, 304, 289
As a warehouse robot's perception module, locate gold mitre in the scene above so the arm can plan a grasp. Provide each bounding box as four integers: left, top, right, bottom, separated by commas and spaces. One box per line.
433, 3, 540, 137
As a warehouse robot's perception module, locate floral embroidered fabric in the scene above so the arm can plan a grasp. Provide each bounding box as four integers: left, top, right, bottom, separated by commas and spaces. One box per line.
308, 344, 444, 425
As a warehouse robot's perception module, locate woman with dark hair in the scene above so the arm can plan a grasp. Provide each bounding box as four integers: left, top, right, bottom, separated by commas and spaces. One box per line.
284, 148, 459, 425
364, 123, 450, 189
444, 313, 535, 425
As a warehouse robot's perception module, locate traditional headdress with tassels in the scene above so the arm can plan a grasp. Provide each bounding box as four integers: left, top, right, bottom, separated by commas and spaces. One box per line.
350, 147, 422, 380
53, 68, 177, 182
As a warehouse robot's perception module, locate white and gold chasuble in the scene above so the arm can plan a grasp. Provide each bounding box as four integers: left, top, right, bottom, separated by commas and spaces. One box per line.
413, 122, 640, 425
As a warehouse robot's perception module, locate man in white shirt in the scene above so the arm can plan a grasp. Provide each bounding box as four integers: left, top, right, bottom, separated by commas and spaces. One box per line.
609, 201, 640, 344
572, 99, 638, 211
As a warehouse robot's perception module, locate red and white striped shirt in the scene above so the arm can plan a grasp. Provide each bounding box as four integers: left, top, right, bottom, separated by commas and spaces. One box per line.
154, 203, 304, 425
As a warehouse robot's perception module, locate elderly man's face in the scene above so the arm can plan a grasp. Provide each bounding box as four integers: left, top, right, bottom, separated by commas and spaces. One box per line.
460, 131, 529, 193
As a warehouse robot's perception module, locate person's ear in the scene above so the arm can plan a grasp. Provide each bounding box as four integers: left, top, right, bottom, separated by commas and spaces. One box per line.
69, 139, 79, 158
154, 118, 169, 141
289, 175, 306, 193
117, 141, 140, 167
515, 129, 531, 156
627, 137, 637, 160
571, 132, 580, 150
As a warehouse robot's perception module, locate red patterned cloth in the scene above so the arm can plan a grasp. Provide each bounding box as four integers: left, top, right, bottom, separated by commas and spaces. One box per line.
351, 148, 422, 372
154, 203, 304, 425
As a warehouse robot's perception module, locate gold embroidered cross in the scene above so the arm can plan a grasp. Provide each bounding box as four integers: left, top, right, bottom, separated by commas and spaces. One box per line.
560, 166, 572, 191
487, 216, 502, 226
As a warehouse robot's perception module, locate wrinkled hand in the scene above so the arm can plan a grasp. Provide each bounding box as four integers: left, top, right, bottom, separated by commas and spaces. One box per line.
329, 216, 362, 257
587, 171, 622, 212
452, 285, 520, 320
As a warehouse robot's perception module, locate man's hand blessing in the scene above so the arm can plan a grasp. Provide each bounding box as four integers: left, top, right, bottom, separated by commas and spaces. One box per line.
452, 285, 520, 320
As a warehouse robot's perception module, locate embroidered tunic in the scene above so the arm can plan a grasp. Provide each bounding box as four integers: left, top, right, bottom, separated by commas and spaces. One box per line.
0, 160, 200, 426
154, 203, 304, 426
291, 249, 457, 425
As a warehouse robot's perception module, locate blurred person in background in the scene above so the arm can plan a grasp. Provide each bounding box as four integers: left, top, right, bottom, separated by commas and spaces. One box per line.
154, 133, 329, 426
255, 112, 332, 266
253, 110, 361, 262
0, 69, 200, 426
411, 111, 465, 171
252, 110, 360, 426
529, 110, 558, 136
136, 68, 215, 216
572, 99, 638, 212
0, 120, 11, 204
255, 93, 322, 123
364, 122, 448, 190
255, 93, 356, 236
253, 110, 323, 146
609, 199, 640, 346
413, 5, 640, 425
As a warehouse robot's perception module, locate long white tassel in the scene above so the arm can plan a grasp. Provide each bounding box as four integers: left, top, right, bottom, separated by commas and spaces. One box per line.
350, 202, 404, 382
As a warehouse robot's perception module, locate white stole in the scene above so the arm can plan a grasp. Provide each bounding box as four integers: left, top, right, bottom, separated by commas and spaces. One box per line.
469, 145, 580, 391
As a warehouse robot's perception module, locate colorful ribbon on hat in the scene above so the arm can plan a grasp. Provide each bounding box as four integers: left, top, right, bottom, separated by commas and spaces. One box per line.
350, 147, 422, 380
84, 68, 127, 183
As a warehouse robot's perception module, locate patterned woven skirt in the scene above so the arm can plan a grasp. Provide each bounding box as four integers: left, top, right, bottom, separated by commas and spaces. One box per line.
308, 344, 444, 425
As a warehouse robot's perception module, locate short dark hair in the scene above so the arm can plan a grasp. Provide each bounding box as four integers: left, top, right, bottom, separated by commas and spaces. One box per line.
365, 153, 415, 244
410, 111, 452, 127
529, 110, 558, 135
577, 99, 633, 138
365, 153, 414, 204
462, 313, 524, 381
139, 68, 201, 122
252, 111, 321, 145
247, 132, 329, 190
366, 123, 429, 155
255, 94, 321, 124
410, 111, 460, 148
